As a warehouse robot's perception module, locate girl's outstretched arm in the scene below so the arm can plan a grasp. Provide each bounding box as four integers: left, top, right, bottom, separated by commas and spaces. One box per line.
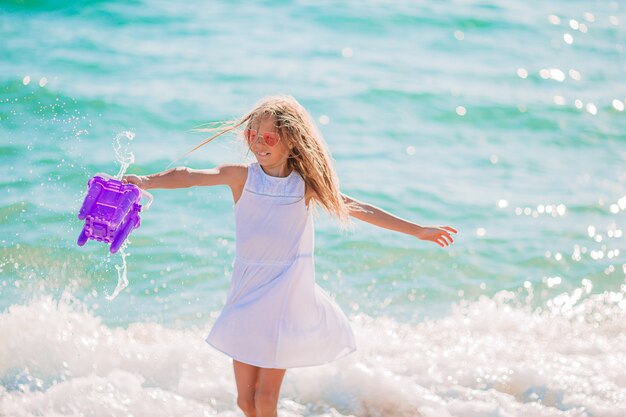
122, 164, 245, 190
341, 193, 458, 248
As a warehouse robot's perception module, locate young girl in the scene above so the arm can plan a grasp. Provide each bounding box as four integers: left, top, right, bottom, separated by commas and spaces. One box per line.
123, 95, 457, 417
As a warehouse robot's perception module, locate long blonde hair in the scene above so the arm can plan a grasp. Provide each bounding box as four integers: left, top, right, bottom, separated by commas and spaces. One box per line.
174, 95, 362, 229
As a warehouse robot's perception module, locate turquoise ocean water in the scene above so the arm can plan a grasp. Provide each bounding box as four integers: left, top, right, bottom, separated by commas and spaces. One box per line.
1, 1, 625, 416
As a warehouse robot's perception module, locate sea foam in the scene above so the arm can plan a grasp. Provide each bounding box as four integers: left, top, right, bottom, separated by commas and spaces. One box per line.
1, 283, 625, 417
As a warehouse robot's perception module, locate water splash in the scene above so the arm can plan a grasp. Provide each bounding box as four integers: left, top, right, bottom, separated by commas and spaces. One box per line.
113, 131, 135, 180
104, 242, 130, 301
105, 131, 136, 300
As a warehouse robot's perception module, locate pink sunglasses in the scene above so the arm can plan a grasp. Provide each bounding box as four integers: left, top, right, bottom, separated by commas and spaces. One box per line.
244, 129, 281, 147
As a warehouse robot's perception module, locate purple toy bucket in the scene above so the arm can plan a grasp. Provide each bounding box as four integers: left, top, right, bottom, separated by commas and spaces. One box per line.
77, 172, 153, 253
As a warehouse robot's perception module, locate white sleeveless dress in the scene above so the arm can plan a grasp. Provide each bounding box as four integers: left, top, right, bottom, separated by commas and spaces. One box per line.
205, 162, 357, 369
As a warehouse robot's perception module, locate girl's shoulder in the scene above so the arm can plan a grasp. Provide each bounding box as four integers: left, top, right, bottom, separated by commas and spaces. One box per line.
222, 162, 248, 173
221, 163, 248, 205
217, 163, 248, 189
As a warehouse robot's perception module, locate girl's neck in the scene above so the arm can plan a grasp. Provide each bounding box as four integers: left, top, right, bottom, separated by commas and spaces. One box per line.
259, 162, 291, 178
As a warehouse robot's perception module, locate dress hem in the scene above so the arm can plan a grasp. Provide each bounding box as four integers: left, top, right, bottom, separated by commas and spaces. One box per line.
205, 337, 357, 369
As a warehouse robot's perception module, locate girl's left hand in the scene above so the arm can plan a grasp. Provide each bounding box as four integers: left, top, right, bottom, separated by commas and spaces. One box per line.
415, 226, 458, 247
122, 174, 148, 189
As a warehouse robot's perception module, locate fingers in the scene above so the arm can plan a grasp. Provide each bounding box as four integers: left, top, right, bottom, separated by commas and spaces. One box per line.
436, 232, 454, 247
415, 227, 456, 247
122, 175, 140, 186
440, 226, 458, 234
435, 226, 457, 248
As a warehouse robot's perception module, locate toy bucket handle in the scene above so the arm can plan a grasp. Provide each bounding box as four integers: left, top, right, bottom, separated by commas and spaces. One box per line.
93, 172, 154, 211
140, 189, 154, 211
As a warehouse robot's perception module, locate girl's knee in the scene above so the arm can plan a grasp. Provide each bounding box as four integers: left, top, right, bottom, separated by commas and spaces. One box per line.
254, 391, 279, 413
237, 397, 256, 415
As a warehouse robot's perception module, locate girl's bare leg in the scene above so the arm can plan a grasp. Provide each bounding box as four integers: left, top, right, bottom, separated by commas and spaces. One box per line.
233, 359, 260, 417
254, 367, 287, 417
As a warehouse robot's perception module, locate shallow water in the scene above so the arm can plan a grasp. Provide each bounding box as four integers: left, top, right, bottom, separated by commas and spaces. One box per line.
1, 0, 625, 415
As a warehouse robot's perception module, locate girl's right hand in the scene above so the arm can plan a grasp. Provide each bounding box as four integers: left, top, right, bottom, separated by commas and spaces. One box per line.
122, 174, 147, 189
415, 225, 457, 248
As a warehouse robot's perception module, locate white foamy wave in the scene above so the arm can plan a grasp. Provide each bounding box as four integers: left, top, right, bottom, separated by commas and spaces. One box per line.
1, 284, 625, 417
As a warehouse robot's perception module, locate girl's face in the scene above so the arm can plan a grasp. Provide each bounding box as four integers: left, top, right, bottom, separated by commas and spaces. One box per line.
247, 116, 292, 168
